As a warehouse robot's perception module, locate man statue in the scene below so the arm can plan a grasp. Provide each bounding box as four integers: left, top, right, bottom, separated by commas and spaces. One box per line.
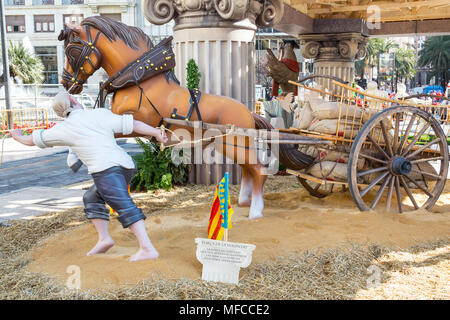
11, 92, 168, 262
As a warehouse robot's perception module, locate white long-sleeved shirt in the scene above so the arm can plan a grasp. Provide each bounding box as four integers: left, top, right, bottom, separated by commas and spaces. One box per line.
32, 108, 135, 174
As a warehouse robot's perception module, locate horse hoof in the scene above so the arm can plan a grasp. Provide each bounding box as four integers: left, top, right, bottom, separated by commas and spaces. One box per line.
248, 211, 264, 220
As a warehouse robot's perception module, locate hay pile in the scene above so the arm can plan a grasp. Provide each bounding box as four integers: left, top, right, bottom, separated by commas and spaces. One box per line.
1, 176, 449, 300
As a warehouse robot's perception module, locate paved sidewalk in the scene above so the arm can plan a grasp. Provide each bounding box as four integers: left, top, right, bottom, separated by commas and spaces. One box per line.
0, 138, 144, 222
0, 187, 86, 222
1, 137, 68, 163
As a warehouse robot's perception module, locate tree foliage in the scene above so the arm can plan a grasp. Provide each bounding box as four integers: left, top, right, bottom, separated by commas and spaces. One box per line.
418, 36, 450, 88
8, 41, 44, 84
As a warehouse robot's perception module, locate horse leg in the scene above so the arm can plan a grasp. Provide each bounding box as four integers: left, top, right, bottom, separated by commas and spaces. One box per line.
243, 163, 267, 220
238, 165, 253, 207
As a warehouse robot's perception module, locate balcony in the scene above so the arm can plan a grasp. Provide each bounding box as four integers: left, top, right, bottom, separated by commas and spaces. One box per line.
61, 0, 85, 4
32, 0, 55, 5
5, 0, 25, 6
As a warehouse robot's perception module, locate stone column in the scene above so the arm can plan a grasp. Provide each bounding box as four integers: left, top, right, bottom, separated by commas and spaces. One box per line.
299, 33, 368, 93
142, 0, 284, 110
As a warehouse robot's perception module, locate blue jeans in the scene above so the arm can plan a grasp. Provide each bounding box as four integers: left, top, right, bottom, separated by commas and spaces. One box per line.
83, 166, 146, 228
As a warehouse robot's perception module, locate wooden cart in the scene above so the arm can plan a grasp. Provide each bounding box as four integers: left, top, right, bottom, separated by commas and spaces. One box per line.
284, 80, 449, 213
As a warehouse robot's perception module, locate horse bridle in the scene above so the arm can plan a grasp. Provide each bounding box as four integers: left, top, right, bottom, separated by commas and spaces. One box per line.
62, 25, 102, 89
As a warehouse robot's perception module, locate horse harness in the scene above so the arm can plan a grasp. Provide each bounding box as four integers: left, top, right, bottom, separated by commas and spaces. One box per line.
61, 25, 102, 87
99, 36, 203, 129
62, 27, 203, 129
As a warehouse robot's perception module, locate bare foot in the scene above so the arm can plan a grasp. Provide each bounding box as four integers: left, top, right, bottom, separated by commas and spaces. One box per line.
87, 237, 115, 256
129, 247, 159, 262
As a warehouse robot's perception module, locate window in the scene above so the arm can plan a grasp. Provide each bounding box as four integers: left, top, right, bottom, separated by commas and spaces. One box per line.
5, 16, 26, 33
63, 14, 84, 26
100, 13, 122, 22
61, 0, 84, 4
35, 46, 58, 84
33, 0, 55, 4
34, 15, 55, 33
5, 0, 25, 5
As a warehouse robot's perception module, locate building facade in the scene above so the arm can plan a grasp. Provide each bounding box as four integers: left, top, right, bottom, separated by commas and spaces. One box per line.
4, 0, 138, 87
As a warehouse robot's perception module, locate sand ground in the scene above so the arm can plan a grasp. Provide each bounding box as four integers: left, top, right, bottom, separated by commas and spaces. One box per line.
26, 176, 450, 292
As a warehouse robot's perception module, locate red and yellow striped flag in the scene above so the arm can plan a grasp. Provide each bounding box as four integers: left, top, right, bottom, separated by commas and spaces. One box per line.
207, 184, 233, 240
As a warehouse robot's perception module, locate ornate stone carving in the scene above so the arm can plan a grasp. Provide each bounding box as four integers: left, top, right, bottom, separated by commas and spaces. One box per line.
338, 39, 359, 60
301, 41, 320, 60
143, 0, 283, 27
143, 0, 178, 25
355, 42, 367, 61
299, 33, 368, 62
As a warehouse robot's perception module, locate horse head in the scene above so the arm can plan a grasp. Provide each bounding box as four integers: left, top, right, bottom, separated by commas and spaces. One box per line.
59, 23, 102, 94
59, 16, 154, 95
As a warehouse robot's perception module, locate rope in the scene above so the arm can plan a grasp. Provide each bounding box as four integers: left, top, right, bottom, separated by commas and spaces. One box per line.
155, 125, 236, 150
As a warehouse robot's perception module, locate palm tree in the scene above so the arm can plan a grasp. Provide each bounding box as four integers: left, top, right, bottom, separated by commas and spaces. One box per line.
394, 46, 417, 90
418, 36, 450, 90
8, 41, 44, 85
355, 38, 399, 81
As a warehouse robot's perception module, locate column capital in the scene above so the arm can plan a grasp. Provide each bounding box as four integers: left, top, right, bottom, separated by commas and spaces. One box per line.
299, 33, 368, 62
142, 0, 284, 29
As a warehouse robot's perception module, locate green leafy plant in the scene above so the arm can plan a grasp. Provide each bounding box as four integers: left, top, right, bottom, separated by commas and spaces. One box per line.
186, 58, 201, 89
8, 41, 44, 84
131, 138, 189, 192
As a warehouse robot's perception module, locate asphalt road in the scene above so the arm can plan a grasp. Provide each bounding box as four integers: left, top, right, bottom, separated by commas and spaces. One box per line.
0, 142, 143, 195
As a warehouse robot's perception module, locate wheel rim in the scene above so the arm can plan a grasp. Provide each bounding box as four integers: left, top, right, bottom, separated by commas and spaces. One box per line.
348, 106, 449, 213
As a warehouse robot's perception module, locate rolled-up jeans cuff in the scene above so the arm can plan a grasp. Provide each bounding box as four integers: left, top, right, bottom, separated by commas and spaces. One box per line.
84, 204, 110, 221
117, 207, 146, 228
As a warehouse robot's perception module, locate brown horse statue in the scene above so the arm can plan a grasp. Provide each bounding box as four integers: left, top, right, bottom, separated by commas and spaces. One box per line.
59, 16, 313, 220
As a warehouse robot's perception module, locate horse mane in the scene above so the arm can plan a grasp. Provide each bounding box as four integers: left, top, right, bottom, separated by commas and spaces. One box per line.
81, 16, 153, 50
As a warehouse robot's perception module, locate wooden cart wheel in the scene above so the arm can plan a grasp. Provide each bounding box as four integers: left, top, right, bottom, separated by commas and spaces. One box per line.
348, 106, 449, 213
297, 177, 340, 198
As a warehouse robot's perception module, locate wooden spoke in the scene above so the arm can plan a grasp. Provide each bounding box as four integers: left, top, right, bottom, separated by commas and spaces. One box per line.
347, 106, 449, 214
397, 114, 417, 154
399, 176, 419, 210
360, 171, 389, 198
405, 138, 441, 159
359, 153, 388, 164
401, 123, 431, 157
393, 114, 400, 154
370, 175, 392, 210
404, 175, 433, 198
367, 134, 390, 160
410, 156, 444, 164
386, 175, 395, 212
357, 166, 388, 178
395, 176, 403, 213
380, 120, 393, 157
410, 169, 441, 180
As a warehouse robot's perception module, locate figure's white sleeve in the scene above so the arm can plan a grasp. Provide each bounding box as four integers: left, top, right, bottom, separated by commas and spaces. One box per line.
32, 124, 68, 148
106, 112, 134, 135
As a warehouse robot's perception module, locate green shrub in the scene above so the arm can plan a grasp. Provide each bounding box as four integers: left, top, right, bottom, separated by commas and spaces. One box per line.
131, 138, 189, 192
186, 58, 201, 89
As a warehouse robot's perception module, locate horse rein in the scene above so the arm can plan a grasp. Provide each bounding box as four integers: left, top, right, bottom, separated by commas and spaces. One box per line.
62, 25, 102, 91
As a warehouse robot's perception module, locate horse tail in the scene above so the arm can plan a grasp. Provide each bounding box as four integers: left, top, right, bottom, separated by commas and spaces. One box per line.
252, 113, 314, 170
